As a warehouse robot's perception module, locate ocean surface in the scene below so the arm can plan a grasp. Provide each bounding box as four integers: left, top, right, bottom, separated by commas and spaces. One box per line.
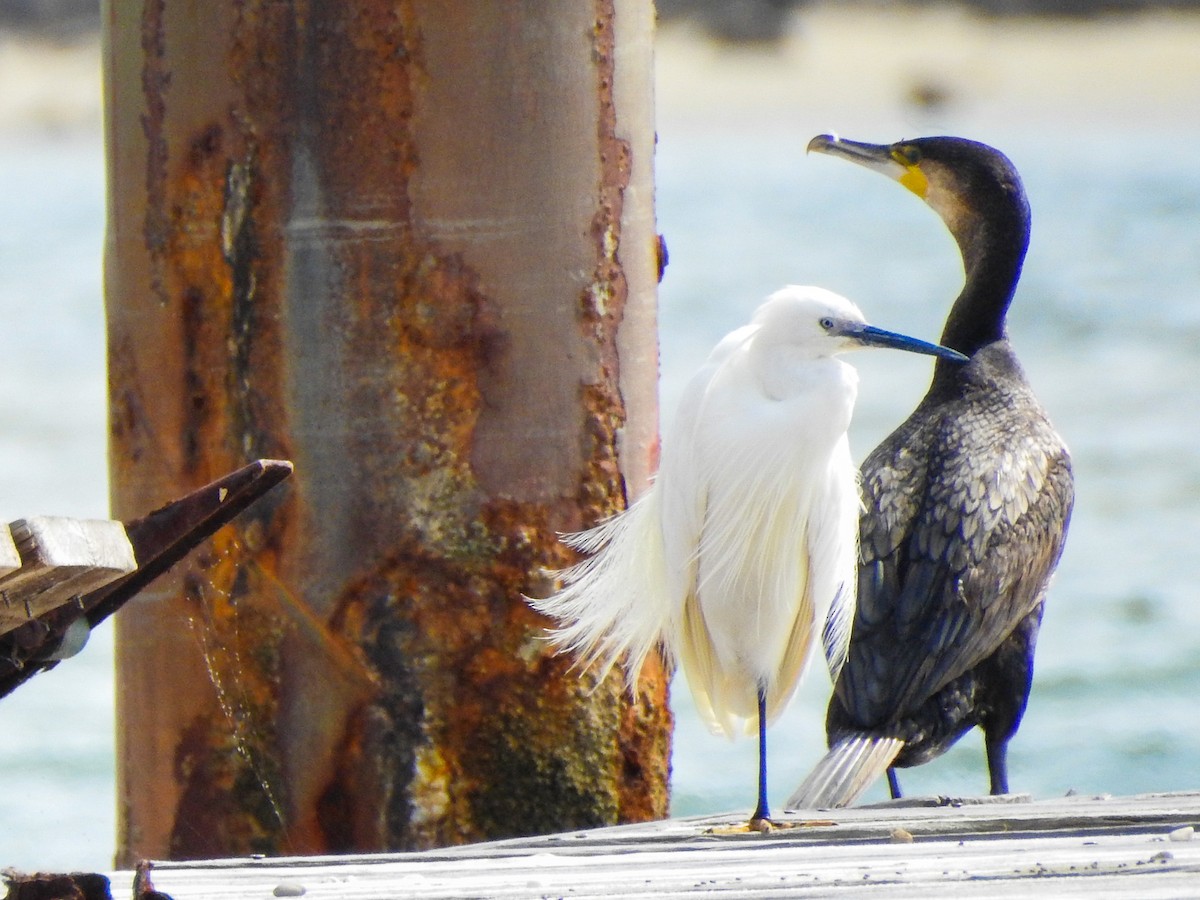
1, 82, 1199, 871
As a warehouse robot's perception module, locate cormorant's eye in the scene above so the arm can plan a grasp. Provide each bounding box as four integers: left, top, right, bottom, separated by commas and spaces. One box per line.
819, 317, 835, 331
894, 145, 922, 166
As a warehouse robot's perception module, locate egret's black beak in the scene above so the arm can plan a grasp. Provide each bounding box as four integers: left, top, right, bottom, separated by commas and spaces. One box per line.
843, 322, 967, 363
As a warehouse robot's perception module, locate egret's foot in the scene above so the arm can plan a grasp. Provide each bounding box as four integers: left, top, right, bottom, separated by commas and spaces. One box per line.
751, 803, 771, 823
749, 797, 774, 832
703, 817, 837, 836
749, 815, 774, 833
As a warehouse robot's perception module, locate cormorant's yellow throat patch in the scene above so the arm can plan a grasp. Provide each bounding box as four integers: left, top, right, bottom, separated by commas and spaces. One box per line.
898, 164, 928, 198
888, 146, 929, 197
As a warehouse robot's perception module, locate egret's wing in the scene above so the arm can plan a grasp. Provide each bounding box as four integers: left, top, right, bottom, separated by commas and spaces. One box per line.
762, 437, 859, 724
814, 441, 862, 685
835, 384, 1074, 727
663, 325, 758, 736
658, 323, 758, 603
761, 587, 814, 726
821, 581, 855, 684
679, 591, 739, 735
657, 371, 712, 624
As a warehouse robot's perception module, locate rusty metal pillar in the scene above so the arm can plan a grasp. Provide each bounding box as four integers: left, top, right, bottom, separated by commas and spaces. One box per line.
104, 1, 667, 865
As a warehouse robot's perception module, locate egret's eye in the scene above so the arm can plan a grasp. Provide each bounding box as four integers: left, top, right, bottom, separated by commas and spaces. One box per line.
893, 144, 922, 166
819, 317, 836, 331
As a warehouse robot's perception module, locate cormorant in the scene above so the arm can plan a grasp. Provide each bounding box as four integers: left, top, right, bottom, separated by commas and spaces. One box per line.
787, 136, 1075, 809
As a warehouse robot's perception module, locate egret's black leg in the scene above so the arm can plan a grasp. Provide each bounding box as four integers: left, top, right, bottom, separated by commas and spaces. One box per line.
751, 687, 771, 823
887, 767, 902, 799
986, 735, 1010, 795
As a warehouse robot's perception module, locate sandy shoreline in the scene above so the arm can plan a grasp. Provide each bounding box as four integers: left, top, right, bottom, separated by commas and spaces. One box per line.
0, 33, 100, 130
657, 6, 1200, 132
3, 7, 1198, 134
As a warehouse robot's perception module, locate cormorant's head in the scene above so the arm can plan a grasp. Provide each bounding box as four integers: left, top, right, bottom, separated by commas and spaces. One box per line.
806, 134, 1033, 357
805, 134, 1029, 262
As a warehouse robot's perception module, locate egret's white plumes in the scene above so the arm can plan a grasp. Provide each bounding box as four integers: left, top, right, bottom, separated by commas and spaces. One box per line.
533, 283, 868, 725
530, 284, 964, 821
536, 487, 672, 691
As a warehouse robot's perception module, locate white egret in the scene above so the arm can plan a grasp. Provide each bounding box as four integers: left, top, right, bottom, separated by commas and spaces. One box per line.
787, 136, 1074, 810
531, 284, 965, 823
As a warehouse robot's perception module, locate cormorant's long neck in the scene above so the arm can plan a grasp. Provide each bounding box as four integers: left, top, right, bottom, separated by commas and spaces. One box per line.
939, 191, 1030, 358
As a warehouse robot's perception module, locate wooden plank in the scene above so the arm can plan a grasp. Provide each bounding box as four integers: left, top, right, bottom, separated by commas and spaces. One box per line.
108, 792, 1200, 898
0, 526, 19, 577
0, 460, 294, 700
0, 517, 136, 634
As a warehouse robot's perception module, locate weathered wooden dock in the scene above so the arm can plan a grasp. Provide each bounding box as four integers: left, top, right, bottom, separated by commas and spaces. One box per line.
98, 791, 1200, 898
0, 460, 292, 700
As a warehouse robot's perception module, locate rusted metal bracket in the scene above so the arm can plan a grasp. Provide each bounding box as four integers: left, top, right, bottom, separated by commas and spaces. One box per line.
0, 459, 293, 699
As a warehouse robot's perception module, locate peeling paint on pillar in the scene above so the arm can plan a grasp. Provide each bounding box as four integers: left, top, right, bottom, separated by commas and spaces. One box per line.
107, 1, 666, 863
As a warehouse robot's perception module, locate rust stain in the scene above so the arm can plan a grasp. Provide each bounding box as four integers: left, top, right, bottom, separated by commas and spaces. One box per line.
155, 106, 300, 850
170, 119, 234, 481
170, 559, 286, 858
324, 494, 647, 848
139, 0, 170, 306
587, 0, 672, 822
169, 119, 292, 482
574, 4, 642, 530
222, 151, 271, 463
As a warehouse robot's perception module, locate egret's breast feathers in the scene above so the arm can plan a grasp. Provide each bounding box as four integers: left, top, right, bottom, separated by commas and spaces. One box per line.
668, 353, 862, 734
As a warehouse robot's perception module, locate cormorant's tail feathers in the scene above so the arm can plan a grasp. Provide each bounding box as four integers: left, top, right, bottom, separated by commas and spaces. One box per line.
786, 734, 904, 810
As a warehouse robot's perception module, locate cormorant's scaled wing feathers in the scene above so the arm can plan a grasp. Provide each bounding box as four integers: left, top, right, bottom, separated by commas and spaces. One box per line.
837, 383, 1074, 727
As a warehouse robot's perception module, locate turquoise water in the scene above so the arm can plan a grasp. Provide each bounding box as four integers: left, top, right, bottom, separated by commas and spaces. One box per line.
2, 111, 1199, 869
0, 129, 111, 869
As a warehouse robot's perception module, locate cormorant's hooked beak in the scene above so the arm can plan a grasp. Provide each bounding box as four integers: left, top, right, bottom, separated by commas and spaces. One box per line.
807, 134, 929, 199
838, 320, 967, 363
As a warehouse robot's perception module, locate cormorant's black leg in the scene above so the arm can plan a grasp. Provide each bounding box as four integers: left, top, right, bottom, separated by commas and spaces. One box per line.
986, 735, 1009, 795
887, 766, 902, 799
751, 688, 771, 823
979, 606, 1039, 796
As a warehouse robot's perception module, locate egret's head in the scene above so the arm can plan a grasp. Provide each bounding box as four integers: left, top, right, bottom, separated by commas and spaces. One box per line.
754, 286, 966, 363
805, 134, 1028, 253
